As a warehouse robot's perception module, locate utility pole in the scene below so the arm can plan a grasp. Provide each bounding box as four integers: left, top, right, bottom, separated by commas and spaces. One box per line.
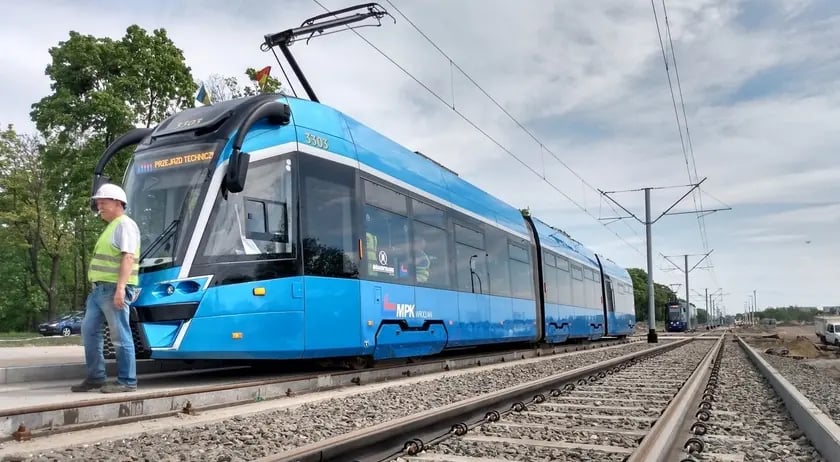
711, 289, 726, 326
750, 294, 755, 325
748, 297, 753, 325
662, 250, 714, 331
599, 178, 730, 344
747, 296, 750, 325
748, 296, 752, 325
754, 289, 758, 323
645, 188, 655, 342
698, 288, 725, 327
685, 255, 689, 329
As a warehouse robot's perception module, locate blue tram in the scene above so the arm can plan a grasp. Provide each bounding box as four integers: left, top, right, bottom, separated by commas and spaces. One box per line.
665, 301, 688, 332
92, 5, 635, 364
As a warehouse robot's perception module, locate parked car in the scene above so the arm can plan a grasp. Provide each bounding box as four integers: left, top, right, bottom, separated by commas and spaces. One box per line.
38, 311, 84, 337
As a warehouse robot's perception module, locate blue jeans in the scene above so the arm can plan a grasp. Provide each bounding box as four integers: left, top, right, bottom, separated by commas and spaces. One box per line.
81, 282, 138, 387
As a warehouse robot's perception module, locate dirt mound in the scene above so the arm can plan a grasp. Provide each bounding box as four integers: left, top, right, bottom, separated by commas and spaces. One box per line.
763, 335, 823, 359
786, 336, 822, 358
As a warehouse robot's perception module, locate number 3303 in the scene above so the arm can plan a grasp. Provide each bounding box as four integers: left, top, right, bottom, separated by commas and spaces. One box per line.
304, 133, 329, 150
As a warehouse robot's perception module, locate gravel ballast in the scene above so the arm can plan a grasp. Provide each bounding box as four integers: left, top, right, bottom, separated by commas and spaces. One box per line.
408, 339, 712, 461
761, 352, 840, 426
678, 340, 826, 461
2, 340, 669, 461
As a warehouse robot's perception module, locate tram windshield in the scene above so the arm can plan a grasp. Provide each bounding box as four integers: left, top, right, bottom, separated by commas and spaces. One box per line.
123, 143, 217, 269
667, 304, 684, 322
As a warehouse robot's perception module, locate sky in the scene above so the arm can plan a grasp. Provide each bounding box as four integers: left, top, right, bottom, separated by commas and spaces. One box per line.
1, 0, 838, 315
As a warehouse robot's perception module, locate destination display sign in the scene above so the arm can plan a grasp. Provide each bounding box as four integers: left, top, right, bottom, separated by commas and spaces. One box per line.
136, 150, 214, 174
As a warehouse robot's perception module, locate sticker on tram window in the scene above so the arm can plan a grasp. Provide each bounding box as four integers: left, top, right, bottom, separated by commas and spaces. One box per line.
371, 249, 395, 276
136, 151, 214, 173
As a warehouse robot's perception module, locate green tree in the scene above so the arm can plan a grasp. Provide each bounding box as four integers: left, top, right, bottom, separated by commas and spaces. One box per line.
31, 26, 197, 205
626, 267, 677, 323
0, 125, 69, 322
0, 223, 43, 331
695, 308, 708, 324
118, 25, 197, 128
7, 25, 199, 328
759, 307, 821, 323
200, 67, 284, 103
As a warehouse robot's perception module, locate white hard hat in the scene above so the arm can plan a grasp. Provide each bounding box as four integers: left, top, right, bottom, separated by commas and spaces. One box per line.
91, 183, 127, 205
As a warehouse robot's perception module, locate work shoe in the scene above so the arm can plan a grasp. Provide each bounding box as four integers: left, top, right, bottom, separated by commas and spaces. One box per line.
100, 382, 137, 393
70, 379, 105, 392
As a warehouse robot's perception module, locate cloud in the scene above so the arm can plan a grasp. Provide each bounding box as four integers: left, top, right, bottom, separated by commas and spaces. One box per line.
741, 233, 809, 244
1, 0, 838, 309
760, 203, 840, 225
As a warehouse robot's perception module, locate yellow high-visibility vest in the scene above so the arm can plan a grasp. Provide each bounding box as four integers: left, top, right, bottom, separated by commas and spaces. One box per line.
366, 232, 378, 274
88, 215, 140, 285
416, 251, 430, 283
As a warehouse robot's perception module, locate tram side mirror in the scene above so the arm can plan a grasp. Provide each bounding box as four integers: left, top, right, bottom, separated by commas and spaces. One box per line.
225, 152, 250, 194
224, 102, 291, 195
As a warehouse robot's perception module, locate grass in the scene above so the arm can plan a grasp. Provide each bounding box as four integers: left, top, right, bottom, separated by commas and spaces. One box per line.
0, 332, 83, 347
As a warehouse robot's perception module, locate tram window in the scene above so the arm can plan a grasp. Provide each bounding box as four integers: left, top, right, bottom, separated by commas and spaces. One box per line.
556, 263, 572, 305
200, 156, 294, 260
245, 200, 266, 234
455, 223, 484, 250
413, 200, 445, 228
544, 252, 556, 268
543, 264, 559, 304
486, 229, 511, 297
508, 242, 529, 263
364, 180, 407, 215
244, 198, 288, 243
589, 274, 599, 308
413, 221, 450, 287
570, 264, 585, 306
509, 257, 533, 299
556, 256, 570, 272
300, 159, 358, 278
364, 205, 410, 280
455, 242, 488, 293
507, 240, 533, 299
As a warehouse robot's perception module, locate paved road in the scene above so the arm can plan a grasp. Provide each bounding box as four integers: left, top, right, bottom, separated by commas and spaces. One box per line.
0, 344, 85, 367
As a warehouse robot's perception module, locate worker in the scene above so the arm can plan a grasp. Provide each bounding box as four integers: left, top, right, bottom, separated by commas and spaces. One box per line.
415, 235, 431, 283
71, 183, 140, 393
366, 230, 379, 275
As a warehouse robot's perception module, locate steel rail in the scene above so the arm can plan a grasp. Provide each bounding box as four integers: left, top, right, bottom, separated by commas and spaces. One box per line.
738, 336, 840, 462
626, 333, 725, 461
2, 337, 637, 440
1, 338, 635, 418
254, 337, 693, 462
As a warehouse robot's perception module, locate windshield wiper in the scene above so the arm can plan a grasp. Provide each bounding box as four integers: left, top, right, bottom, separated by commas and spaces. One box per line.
140, 219, 180, 261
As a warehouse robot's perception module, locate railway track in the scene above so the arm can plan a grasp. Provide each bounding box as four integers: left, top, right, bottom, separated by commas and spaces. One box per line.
262, 336, 700, 462
671, 337, 831, 461
264, 334, 840, 462
1, 337, 645, 445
